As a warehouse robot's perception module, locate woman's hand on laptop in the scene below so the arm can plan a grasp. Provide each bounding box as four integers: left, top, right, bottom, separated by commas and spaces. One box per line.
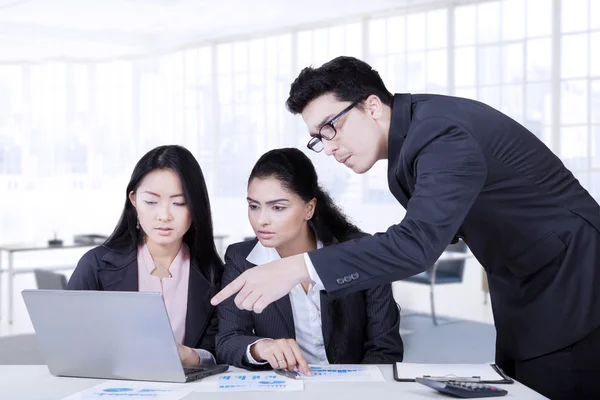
176, 342, 201, 367
250, 338, 312, 376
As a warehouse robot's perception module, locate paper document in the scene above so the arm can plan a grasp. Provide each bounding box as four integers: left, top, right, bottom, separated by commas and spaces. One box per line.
304, 364, 385, 382
194, 371, 304, 392
61, 380, 195, 400
394, 363, 507, 382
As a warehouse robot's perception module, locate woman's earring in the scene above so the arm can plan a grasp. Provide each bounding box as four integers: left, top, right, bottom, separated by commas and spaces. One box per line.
136, 217, 140, 230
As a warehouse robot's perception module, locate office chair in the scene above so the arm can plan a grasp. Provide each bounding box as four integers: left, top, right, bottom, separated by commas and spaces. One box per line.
404, 240, 469, 326
34, 269, 68, 290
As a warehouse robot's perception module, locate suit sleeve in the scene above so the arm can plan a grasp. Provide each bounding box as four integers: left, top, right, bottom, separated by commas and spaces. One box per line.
215, 245, 272, 370
309, 121, 487, 296
360, 283, 404, 364
67, 249, 101, 290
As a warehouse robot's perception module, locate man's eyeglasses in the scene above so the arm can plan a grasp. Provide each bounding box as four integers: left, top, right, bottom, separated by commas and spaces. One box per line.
307, 100, 360, 153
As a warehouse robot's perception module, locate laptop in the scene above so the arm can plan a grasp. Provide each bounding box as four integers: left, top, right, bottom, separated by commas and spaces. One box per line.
22, 289, 229, 383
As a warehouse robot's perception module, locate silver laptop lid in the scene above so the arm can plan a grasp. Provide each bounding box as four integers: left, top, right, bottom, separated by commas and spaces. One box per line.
22, 290, 186, 382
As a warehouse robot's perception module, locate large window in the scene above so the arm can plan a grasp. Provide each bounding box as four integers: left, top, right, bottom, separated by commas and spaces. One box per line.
369, 9, 448, 94
182, 47, 214, 189
137, 48, 214, 190
296, 23, 364, 203
454, 0, 552, 146
559, 0, 600, 197
0, 65, 24, 182
215, 35, 293, 196
1, 0, 599, 242
366, 10, 449, 203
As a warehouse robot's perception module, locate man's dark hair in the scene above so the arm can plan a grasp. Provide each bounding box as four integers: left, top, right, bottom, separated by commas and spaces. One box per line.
286, 56, 394, 114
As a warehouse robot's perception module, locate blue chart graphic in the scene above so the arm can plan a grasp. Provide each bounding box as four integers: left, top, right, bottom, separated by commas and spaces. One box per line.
98, 387, 171, 397
311, 367, 362, 376
218, 375, 288, 389
258, 380, 286, 386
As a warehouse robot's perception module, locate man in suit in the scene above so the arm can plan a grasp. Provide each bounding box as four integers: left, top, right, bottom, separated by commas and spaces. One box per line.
212, 56, 600, 398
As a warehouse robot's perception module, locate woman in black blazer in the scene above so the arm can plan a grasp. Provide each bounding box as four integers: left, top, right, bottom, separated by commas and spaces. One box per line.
216, 148, 403, 374
68, 145, 223, 366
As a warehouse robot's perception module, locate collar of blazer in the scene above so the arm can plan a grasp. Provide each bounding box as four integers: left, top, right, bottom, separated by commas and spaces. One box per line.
98, 243, 209, 284
388, 93, 413, 166
99, 244, 138, 270
387, 94, 413, 206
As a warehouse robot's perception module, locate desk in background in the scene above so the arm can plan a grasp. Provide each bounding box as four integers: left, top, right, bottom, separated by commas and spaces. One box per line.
0, 242, 95, 324
0, 364, 546, 399
437, 250, 491, 305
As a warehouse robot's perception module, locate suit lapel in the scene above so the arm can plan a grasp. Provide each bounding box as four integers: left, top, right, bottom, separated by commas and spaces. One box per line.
274, 293, 295, 335
320, 293, 334, 351
183, 263, 212, 348
99, 246, 139, 291
245, 255, 296, 335
387, 93, 413, 207
388, 164, 410, 206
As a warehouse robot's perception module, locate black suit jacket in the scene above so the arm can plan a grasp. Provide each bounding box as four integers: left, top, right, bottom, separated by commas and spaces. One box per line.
67, 245, 219, 355
308, 93, 600, 361
216, 238, 403, 369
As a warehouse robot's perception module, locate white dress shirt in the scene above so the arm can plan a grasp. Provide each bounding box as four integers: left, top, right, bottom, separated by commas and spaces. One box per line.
245, 239, 329, 365
304, 253, 324, 287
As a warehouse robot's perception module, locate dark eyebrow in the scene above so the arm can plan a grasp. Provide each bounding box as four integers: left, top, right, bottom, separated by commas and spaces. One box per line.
246, 196, 290, 205
142, 191, 184, 198
317, 113, 335, 129
309, 114, 336, 137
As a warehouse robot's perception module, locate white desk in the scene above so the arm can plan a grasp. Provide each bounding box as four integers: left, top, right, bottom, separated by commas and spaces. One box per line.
0, 365, 547, 399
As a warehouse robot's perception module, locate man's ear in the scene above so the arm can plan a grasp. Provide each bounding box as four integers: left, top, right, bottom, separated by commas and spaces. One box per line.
365, 94, 384, 119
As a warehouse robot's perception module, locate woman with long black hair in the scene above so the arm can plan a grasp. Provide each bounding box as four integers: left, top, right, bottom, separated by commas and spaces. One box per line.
68, 145, 223, 366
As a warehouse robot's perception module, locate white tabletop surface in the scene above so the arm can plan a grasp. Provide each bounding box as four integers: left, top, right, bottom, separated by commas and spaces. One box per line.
0, 364, 547, 400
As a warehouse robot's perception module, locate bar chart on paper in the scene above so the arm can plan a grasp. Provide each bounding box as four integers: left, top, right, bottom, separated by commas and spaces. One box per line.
305, 365, 385, 382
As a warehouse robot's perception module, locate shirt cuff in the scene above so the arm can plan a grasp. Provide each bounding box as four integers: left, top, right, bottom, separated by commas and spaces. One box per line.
304, 252, 324, 289
245, 338, 272, 365
193, 349, 216, 366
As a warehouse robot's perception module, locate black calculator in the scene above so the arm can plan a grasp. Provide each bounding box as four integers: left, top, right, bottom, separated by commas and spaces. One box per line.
415, 377, 508, 398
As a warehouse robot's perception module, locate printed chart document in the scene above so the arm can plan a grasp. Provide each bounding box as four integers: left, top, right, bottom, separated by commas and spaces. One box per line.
60, 380, 195, 400
194, 371, 304, 392
303, 364, 385, 382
